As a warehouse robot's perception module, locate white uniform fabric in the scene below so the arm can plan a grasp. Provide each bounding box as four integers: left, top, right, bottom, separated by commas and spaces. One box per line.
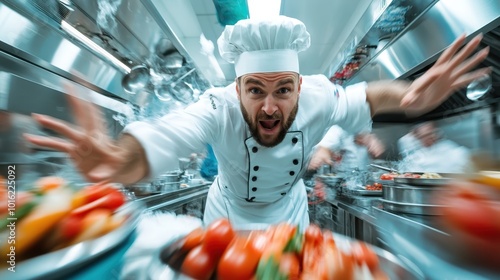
124, 75, 371, 230
397, 134, 471, 173
317, 125, 371, 172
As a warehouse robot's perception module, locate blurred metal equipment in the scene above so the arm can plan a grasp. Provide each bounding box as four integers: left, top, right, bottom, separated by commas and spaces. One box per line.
467, 74, 492, 101
121, 65, 152, 94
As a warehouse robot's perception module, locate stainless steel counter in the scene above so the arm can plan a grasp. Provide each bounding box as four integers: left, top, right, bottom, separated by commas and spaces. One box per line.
326, 193, 500, 280
134, 182, 210, 220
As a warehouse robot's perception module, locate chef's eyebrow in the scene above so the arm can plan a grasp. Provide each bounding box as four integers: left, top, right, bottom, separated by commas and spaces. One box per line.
244, 78, 295, 87
244, 78, 265, 87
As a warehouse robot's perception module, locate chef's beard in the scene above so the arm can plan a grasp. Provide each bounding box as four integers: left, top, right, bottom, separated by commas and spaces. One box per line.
240, 102, 299, 147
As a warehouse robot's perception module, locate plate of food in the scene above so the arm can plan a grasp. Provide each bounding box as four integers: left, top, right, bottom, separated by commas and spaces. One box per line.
351, 183, 383, 196
147, 219, 421, 280
0, 176, 144, 280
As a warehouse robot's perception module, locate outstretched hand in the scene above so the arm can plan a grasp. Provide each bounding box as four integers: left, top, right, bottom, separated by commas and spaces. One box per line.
401, 34, 490, 114
24, 92, 128, 183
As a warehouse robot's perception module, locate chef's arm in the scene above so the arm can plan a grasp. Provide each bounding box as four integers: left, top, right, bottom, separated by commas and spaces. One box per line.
112, 133, 149, 185
365, 80, 410, 117
365, 34, 489, 118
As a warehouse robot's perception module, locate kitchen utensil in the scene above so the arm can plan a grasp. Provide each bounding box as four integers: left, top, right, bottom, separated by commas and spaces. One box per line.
122, 64, 151, 94
370, 163, 399, 173
466, 74, 491, 101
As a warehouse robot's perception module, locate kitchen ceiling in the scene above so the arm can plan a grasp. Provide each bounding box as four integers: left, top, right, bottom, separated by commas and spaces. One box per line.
184, 0, 374, 86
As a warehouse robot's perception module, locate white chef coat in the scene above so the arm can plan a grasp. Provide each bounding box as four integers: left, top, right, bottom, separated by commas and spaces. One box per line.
316, 125, 371, 173
397, 134, 471, 173
124, 75, 372, 230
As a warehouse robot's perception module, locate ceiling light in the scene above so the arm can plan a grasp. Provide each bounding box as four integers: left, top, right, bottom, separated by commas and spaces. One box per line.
248, 0, 282, 19
61, 20, 131, 73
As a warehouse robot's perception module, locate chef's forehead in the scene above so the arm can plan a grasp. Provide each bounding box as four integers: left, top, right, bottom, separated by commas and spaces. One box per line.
238, 72, 300, 84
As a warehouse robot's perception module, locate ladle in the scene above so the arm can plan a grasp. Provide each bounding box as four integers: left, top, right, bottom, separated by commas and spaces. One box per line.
466, 74, 492, 101
370, 163, 399, 174
122, 65, 151, 94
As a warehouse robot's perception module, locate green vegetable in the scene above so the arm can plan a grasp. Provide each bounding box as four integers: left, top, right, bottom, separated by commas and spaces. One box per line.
0, 200, 38, 228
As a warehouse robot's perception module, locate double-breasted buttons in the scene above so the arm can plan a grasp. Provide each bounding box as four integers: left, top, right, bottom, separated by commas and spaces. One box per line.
244, 132, 303, 203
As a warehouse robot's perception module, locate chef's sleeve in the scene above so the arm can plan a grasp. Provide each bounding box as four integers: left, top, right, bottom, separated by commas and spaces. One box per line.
323, 78, 373, 135
317, 125, 346, 151
122, 93, 221, 180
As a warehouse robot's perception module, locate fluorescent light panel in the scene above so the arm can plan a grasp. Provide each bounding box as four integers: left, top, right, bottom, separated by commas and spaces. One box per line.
248, 0, 282, 19
61, 20, 131, 73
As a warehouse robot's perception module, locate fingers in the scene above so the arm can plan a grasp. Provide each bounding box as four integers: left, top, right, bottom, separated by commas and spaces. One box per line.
67, 93, 97, 133
24, 134, 74, 153
448, 34, 484, 70
452, 47, 490, 79
452, 68, 492, 89
32, 113, 84, 142
435, 34, 466, 65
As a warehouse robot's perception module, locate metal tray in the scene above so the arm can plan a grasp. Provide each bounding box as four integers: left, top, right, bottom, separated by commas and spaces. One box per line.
393, 177, 452, 186
0, 200, 145, 280
147, 231, 421, 280
350, 188, 383, 196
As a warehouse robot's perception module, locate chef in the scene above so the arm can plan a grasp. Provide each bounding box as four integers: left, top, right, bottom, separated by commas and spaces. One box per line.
308, 125, 385, 174
25, 16, 490, 230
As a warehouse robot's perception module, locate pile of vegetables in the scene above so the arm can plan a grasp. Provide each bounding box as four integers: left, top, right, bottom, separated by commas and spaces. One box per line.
0, 176, 127, 262
162, 219, 388, 280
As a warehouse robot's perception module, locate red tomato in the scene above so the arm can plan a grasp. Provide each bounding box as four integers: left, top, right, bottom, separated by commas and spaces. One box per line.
278, 253, 301, 279
379, 173, 395, 180
351, 241, 379, 271
181, 245, 216, 280
442, 189, 500, 240
182, 227, 205, 251
203, 218, 235, 257
59, 215, 83, 240
247, 231, 269, 256
217, 237, 260, 280
82, 182, 116, 203
304, 224, 323, 245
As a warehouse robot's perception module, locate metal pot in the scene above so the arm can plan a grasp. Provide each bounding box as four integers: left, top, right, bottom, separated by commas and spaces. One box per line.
153, 172, 182, 192
381, 184, 452, 215
127, 183, 158, 197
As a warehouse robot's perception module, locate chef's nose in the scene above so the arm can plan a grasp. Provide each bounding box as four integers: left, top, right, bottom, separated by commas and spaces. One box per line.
262, 95, 278, 115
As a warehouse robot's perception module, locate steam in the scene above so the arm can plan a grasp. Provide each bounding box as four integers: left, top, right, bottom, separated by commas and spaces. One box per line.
97, 0, 123, 31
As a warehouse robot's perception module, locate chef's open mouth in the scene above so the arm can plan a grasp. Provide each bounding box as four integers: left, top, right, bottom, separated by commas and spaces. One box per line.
259, 119, 280, 130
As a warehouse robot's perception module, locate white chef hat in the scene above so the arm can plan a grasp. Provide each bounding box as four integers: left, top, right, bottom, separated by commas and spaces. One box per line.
217, 16, 311, 77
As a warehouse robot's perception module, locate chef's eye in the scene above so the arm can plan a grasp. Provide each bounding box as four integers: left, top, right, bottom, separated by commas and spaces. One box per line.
249, 88, 262, 94
277, 87, 291, 94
